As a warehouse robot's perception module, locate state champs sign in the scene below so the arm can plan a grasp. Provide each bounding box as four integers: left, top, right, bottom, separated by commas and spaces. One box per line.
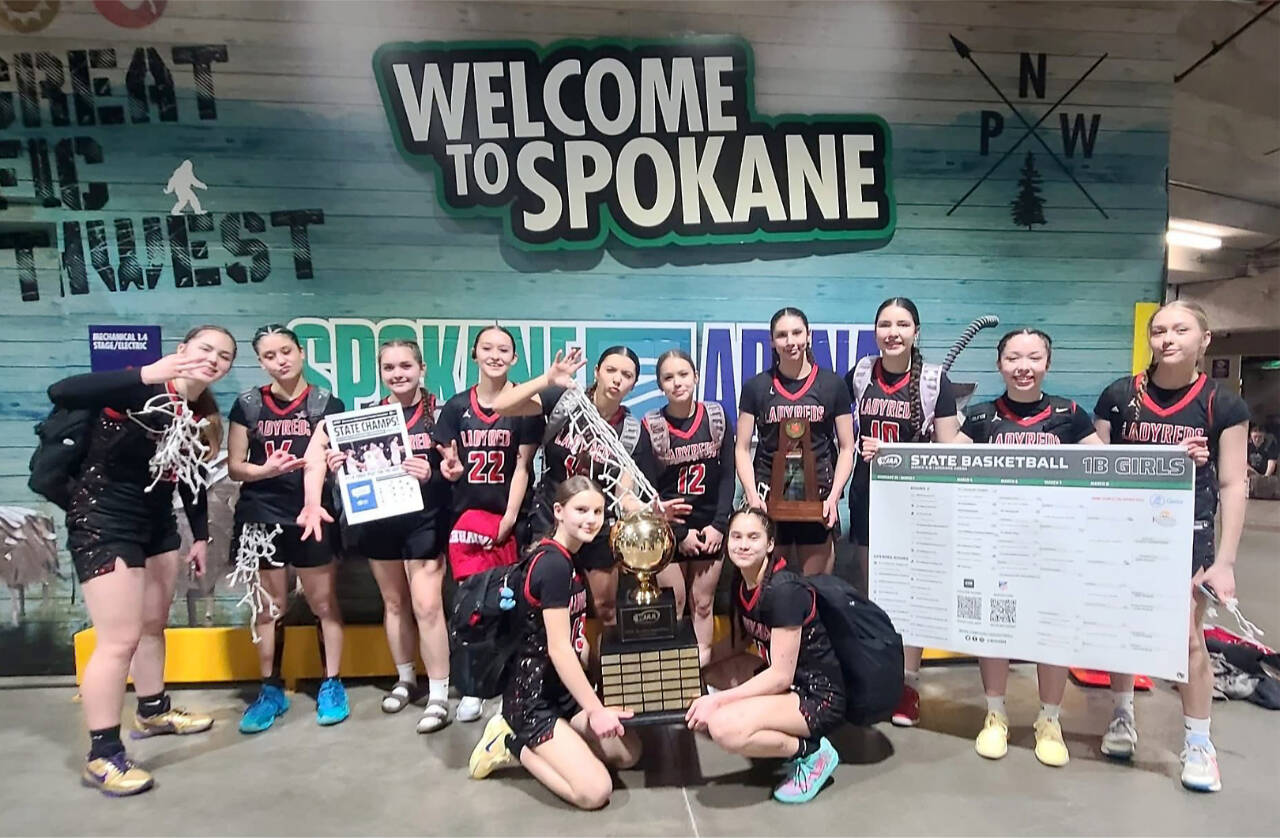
373, 37, 895, 250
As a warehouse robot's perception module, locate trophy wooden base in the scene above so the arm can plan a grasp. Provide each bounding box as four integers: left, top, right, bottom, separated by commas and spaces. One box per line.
766, 497, 827, 523
598, 620, 703, 726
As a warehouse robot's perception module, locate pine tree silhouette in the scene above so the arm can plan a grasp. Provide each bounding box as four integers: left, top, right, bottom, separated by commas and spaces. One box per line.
1010, 151, 1046, 230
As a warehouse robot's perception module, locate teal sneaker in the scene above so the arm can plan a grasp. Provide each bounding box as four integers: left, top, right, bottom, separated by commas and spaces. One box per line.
239, 684, 289, 734
316, 678, 350, 727
773, 737, 839, 804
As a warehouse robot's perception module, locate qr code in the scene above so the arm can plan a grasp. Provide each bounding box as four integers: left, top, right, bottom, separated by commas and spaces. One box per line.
956, 594, 981, 621
990, 598, 1016, 625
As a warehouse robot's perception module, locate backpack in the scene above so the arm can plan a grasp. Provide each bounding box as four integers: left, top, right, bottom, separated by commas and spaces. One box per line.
849, 355, 944, 440
778, 569, 904, 726
544, 389, 642, 454
235, 384, 336, 433
448, 552, 535, 699
28, 405, 97, 509
644, 402, 726, 464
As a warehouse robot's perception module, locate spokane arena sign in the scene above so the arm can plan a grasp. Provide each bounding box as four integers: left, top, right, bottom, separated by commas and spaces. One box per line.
374, 38, 895, 250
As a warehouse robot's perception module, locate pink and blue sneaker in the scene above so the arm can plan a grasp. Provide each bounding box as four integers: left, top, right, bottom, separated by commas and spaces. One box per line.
773, 737, 839, 804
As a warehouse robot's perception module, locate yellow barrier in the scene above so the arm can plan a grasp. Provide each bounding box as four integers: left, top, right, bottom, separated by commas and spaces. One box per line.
74, 620, 965, 687
1132, 301, 1159, 374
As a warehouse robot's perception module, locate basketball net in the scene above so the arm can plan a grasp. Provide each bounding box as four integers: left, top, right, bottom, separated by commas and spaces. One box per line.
558, 387, 658, 516
226, 523, 284, 643
127, 393, 214, 496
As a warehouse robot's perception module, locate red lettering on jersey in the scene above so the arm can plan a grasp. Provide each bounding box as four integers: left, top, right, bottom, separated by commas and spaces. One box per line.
992, 431, 1061, 444
859, 397, 911, 420
460, 428, 512, 448
1120, 421, 1204, 445
764, 403, 826, 424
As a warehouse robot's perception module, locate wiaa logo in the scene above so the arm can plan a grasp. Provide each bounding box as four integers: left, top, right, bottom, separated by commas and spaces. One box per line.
877, 453, 903, 467
633, 609, 662, 625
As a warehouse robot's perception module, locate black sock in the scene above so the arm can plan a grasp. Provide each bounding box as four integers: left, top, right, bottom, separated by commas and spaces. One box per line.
264, 676, 285, 690
88, 725, 124, 760
794, 737, 820, 759
136, 691, 170, 718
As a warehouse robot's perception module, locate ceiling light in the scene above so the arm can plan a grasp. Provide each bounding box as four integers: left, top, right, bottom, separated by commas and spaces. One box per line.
1166, 229, 1222, 250
1169, 219, 1223, 237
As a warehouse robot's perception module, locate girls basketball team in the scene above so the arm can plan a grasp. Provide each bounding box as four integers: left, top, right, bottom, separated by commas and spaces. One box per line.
53, 300, 1247, 805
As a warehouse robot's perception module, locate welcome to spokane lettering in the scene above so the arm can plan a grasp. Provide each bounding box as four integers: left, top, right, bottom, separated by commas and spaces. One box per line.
373, 38, 894, 250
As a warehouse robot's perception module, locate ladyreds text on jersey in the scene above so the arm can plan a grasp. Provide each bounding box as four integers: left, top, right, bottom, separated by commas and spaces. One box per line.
374, 37, 894, 250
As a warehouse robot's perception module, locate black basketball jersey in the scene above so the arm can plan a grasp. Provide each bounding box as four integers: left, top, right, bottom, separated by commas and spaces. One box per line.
848, 360, 958, 502
1095, 373, 1249, 522
386, 391, 448, 511
736, 558, 843, 695
961, 394, 1094, 446
434, 387, 543, 516
739, 366, 850, 497
230, 385, 344, 524
517, 539, 590, 664
645, 402, 735, 532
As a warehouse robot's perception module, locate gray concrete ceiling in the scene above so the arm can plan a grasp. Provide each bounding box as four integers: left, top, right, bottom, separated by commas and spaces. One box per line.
1169, 0, 1280, 284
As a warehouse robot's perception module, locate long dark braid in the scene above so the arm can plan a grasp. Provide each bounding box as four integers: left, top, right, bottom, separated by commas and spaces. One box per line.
906, 344, 924, 441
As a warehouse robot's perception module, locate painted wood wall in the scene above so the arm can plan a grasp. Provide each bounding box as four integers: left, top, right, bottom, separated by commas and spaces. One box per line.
0, 0, 1171, 672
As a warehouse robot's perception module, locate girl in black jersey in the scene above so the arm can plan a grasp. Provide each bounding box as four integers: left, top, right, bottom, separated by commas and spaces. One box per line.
228, 324, 348, 733
955, 329, 1101, 768
492, 345, 686, 627
736, 308, 855, 577
687, 508, 843, 804
1093, 300, 1248, 793
847, 297, 962, 727
433, 325, 542, 722
299, 339, 454, 734
647, 349, 735, 667
466, 477, 642, 810
55, 325, 235, 796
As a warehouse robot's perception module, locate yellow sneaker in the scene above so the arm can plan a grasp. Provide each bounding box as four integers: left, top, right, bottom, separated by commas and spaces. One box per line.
469, 714, 516, 779
82, 753, 154, 797
133, 706, 214, 738
975, 711, 1009, 760
1033, 716, 1070, 767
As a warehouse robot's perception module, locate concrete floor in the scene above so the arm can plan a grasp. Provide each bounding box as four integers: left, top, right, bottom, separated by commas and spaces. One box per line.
3, 502, 1277, 837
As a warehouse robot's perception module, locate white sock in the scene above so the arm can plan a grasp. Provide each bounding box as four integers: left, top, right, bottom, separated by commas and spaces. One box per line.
395, 662, 416, 686
985, 695, 1006, 716
428, 678, 449, 703
904, 670, 921, 689
1112, 690, 1135, 716
1038, 703, 1061, 723
1184, 716, 1211, 743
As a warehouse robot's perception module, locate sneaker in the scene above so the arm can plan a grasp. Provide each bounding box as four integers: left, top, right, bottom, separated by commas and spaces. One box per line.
239, 684, 290, 734
469, 714, 517, 779
133, 705, 214, 738
891, 684, 920, 727
1033, 716, 1069, 767
457, 695, 485, 723
975, 711, 1009, 760
773, 737, 839, 804
82, 752, 154, 797
1100, 709, 1137, 760
1180, 740, 1221, 792
316, 678, 350, 727
416, 697, 451, 733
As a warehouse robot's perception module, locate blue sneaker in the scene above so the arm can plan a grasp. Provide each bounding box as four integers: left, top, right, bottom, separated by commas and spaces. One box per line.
239, 684, 289, 734
316, 678, 350, 727
773, 737, 839, 804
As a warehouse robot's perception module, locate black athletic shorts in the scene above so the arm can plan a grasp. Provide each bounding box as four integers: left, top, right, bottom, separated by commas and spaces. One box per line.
775, 518, 839, 548
796, 679, 847, 739
1192, 520, 1215, 576
233, 522, 333, 569
67, 488, 181, 584
343, 510, 444, 560
504, 655, 581, 756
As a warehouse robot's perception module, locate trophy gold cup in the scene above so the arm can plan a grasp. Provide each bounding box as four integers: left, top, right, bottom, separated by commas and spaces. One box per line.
598, 509, 703, 724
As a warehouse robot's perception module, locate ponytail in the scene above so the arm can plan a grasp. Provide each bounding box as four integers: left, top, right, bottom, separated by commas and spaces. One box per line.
1128, 300, 1210, 424
907, 344, 924, 441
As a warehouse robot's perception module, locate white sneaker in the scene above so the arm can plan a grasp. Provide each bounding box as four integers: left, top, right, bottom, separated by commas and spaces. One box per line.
1100, 709, 1137, 760
1180, 740, 1222, 792
457, 696, 484, 723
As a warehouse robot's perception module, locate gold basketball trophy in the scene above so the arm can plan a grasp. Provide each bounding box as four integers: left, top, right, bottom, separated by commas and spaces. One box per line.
599, 510, 703, 724
546, 387, 703, 724
767, 418, 825, 521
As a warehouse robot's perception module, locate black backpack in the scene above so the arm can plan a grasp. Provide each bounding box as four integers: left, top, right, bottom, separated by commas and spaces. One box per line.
28, 405, 97, 509
447, 556, 533, 699
806, 573, 904, 726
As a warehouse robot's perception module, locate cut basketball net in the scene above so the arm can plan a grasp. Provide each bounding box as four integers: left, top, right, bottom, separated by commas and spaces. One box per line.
127, 393, 214, 496
1206, 598, 1266, 646
226, 523, 284, 643
558, 386, 659, 514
